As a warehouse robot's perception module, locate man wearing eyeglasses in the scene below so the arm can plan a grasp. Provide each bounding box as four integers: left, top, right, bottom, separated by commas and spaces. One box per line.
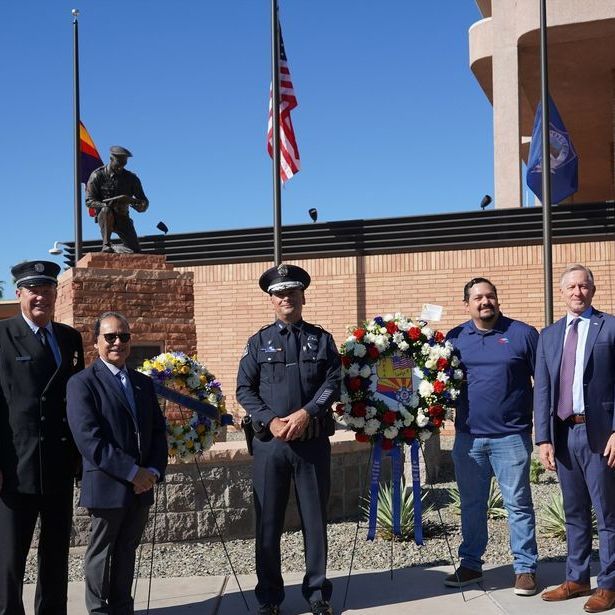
66, 311, 167, 615
0, 260, 84, 615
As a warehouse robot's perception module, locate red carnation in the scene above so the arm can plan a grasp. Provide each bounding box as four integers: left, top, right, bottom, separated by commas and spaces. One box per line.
386, 321, 398, 334
382, 411, 397, 425
354, 328, 366, 341
334, 403, 345, 416
434, 331, 445, 343
428, 404, 444, 417
402, 427, 417, 440
381, 438, 394, 451
436, 357, 448, 370
432, 418, 443, 428
352, 401, 367, 417
433, 380, 446, 394
355, 433, 370, 443
408, 327, 421, 340
341, 355, 352, 368
347, 377, 362, 391
368, 346, 380, 359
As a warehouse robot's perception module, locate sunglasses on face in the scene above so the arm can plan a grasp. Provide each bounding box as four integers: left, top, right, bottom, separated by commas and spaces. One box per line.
102, 332, 131, 344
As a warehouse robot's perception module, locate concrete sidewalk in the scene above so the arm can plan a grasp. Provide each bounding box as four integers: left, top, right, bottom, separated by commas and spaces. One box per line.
24, 561, 602, 614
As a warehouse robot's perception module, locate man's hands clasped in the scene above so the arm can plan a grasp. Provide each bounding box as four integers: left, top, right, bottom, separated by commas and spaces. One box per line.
269, 409, 311, 442
131, 467, 157, 494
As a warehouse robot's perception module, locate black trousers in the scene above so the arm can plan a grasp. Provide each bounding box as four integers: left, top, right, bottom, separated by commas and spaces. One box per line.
84, 501, 150, 615
252, 436, 331, 606
97, 206, 140, 253
0, 491, 73, 615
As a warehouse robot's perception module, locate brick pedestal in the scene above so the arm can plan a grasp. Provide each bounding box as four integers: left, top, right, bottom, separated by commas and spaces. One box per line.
55, 253, 197, 366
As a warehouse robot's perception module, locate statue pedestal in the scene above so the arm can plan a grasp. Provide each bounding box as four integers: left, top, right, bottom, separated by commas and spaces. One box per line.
55, 253, 197, 368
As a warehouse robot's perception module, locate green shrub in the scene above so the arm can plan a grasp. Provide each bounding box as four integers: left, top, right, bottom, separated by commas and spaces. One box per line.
447, 477, 507, 519
529, 458, 545, 484
361, 480, 432, 541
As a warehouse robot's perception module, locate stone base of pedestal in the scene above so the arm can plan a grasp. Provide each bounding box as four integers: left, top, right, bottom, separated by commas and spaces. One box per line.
55, 253, 197, 367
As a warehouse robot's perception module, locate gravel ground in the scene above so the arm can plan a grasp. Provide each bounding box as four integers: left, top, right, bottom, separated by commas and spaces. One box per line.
25, 438, 580, 583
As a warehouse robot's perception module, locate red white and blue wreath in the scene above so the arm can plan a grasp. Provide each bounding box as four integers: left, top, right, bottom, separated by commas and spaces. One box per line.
336, 313, 463, 542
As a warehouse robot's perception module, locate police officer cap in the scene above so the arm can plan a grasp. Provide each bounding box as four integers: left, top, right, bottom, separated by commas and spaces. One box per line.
11, 260, 61, 288
259, 264, 311, 294
110, 146, 132, 158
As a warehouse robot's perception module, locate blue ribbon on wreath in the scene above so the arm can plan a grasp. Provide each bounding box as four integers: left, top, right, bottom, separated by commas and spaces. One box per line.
367, 441, 403, 540
152, 382, 234, 425
411, 440, 424, 545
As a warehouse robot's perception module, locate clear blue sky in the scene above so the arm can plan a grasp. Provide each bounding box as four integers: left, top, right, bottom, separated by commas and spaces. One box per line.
0, 1, 494, 295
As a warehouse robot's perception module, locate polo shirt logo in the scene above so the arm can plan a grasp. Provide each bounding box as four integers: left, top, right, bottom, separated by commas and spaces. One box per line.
498, 337, 510, 344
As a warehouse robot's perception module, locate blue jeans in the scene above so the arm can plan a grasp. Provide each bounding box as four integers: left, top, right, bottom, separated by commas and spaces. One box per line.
452, 431, 538, 573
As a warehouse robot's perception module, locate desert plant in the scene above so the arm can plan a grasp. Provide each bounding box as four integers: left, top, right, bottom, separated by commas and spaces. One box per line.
361, 480, 432, 541
529, 458, 545, 484
447, 477, 507, 519
539, 491, 597, 540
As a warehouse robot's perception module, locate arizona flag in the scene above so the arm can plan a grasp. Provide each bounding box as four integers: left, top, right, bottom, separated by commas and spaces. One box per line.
267, 22, 300, 183
526, 96, 578, 205
80, 121, 103, 186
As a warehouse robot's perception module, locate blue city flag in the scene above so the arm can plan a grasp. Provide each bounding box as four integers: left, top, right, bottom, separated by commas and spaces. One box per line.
526, 96, 578, 204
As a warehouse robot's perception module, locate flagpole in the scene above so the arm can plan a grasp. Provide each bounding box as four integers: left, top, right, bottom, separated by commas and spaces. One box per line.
271, 0, 282, 266
539, 0, 553, 325
72, 9, 83, 263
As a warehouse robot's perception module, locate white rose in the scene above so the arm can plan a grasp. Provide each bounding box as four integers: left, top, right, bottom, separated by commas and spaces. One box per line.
403, 415, 415, 426
454, 369, 464, 380
398, 341, 409, 351
348, 363, 360, 377
437, 372, 450, 383
418, 380, 434, 398
421, 343, 431, 356
393, 332, 404, 344
449, 389, 459, 400
375, 335, 389, 351
451, 356, 460, 367
384, 426, 399, 439
364, 332, 376, 344
354, 344, 367, 357
421, 326, 433, 338
416, 413, 429, 427
364, 419, 381, 435
425, 358, 436, 370
384, 313, 394, 322
345, 338, 355, 348
359, 365, 372, 378
366, 405, 377, 418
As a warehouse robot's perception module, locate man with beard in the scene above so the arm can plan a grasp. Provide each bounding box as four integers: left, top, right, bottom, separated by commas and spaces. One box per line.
236, 264, 341, 615
0, 260, 84, 615
444, 277, 539, 595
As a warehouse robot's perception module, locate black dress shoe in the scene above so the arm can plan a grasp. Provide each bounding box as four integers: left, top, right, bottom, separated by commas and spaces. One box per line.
257, 605, 280, 615
310, 600, 333, 615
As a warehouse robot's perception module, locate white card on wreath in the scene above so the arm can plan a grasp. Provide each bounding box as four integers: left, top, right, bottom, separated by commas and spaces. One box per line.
420, 303, 443, 322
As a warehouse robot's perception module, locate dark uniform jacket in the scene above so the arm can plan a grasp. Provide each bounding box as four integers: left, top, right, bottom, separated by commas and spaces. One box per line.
237, 320, 341, 430
0, 316, 84, 494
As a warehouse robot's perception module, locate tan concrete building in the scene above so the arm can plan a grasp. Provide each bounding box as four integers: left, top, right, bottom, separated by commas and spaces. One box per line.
470, 0, 615, 208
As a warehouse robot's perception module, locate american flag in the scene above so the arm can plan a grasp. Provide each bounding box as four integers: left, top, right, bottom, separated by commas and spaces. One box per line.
267, 23, 300, 183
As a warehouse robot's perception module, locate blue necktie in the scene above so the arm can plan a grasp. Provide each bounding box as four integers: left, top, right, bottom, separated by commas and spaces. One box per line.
116, 370, 137, 416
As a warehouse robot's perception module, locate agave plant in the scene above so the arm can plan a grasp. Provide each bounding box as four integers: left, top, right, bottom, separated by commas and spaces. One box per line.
361, 480, 432, 541
529, 458, 546, 484
447, 477, 507, 519
539, 492, 597, 540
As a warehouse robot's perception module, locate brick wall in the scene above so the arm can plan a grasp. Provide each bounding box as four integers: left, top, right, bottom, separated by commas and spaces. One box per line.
180, 240, 615, 419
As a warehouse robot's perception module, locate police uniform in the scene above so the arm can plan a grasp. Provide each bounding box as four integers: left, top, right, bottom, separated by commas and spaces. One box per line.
0, 261, 84, 615
236, 265, 341, 615
85, 146, 148, 254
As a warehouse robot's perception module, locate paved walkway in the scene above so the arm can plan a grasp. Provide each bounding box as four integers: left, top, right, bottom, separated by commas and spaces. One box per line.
23, 562, 602, 614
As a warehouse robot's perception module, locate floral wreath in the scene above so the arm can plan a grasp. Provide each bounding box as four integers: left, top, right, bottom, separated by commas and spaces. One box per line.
336, 313, 463, 448
139, 351, 231, 461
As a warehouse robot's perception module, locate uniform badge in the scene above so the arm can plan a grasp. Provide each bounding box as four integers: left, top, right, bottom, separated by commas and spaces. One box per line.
34, 263, 45, 272
277, 264, 288, 276
307, 334, 318, 350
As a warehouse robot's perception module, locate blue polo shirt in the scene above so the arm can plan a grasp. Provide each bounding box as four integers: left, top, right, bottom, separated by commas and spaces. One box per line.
446, 315, 538, 436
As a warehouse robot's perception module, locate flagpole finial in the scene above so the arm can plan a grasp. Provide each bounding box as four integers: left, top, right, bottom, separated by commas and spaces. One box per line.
72, 8, 79, 18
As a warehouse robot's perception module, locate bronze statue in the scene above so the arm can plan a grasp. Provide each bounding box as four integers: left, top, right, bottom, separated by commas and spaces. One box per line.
85, 146, 149, 253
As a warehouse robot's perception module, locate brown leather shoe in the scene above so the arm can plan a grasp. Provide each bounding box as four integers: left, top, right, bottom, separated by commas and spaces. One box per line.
542, 580, 592, 601
584, 588, 615, 613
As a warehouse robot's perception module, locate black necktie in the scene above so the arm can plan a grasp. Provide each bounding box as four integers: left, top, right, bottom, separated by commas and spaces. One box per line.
38, 328, 56, 365
285, 324, 303, 412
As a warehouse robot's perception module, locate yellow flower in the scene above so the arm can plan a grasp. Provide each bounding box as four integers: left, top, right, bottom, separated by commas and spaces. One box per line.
196, 424, 206, 434
186, 440, 194, 449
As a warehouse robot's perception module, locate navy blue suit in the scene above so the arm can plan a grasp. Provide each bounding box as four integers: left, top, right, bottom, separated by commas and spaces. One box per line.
534, 308, 615, 589
67, 359, 167, 614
